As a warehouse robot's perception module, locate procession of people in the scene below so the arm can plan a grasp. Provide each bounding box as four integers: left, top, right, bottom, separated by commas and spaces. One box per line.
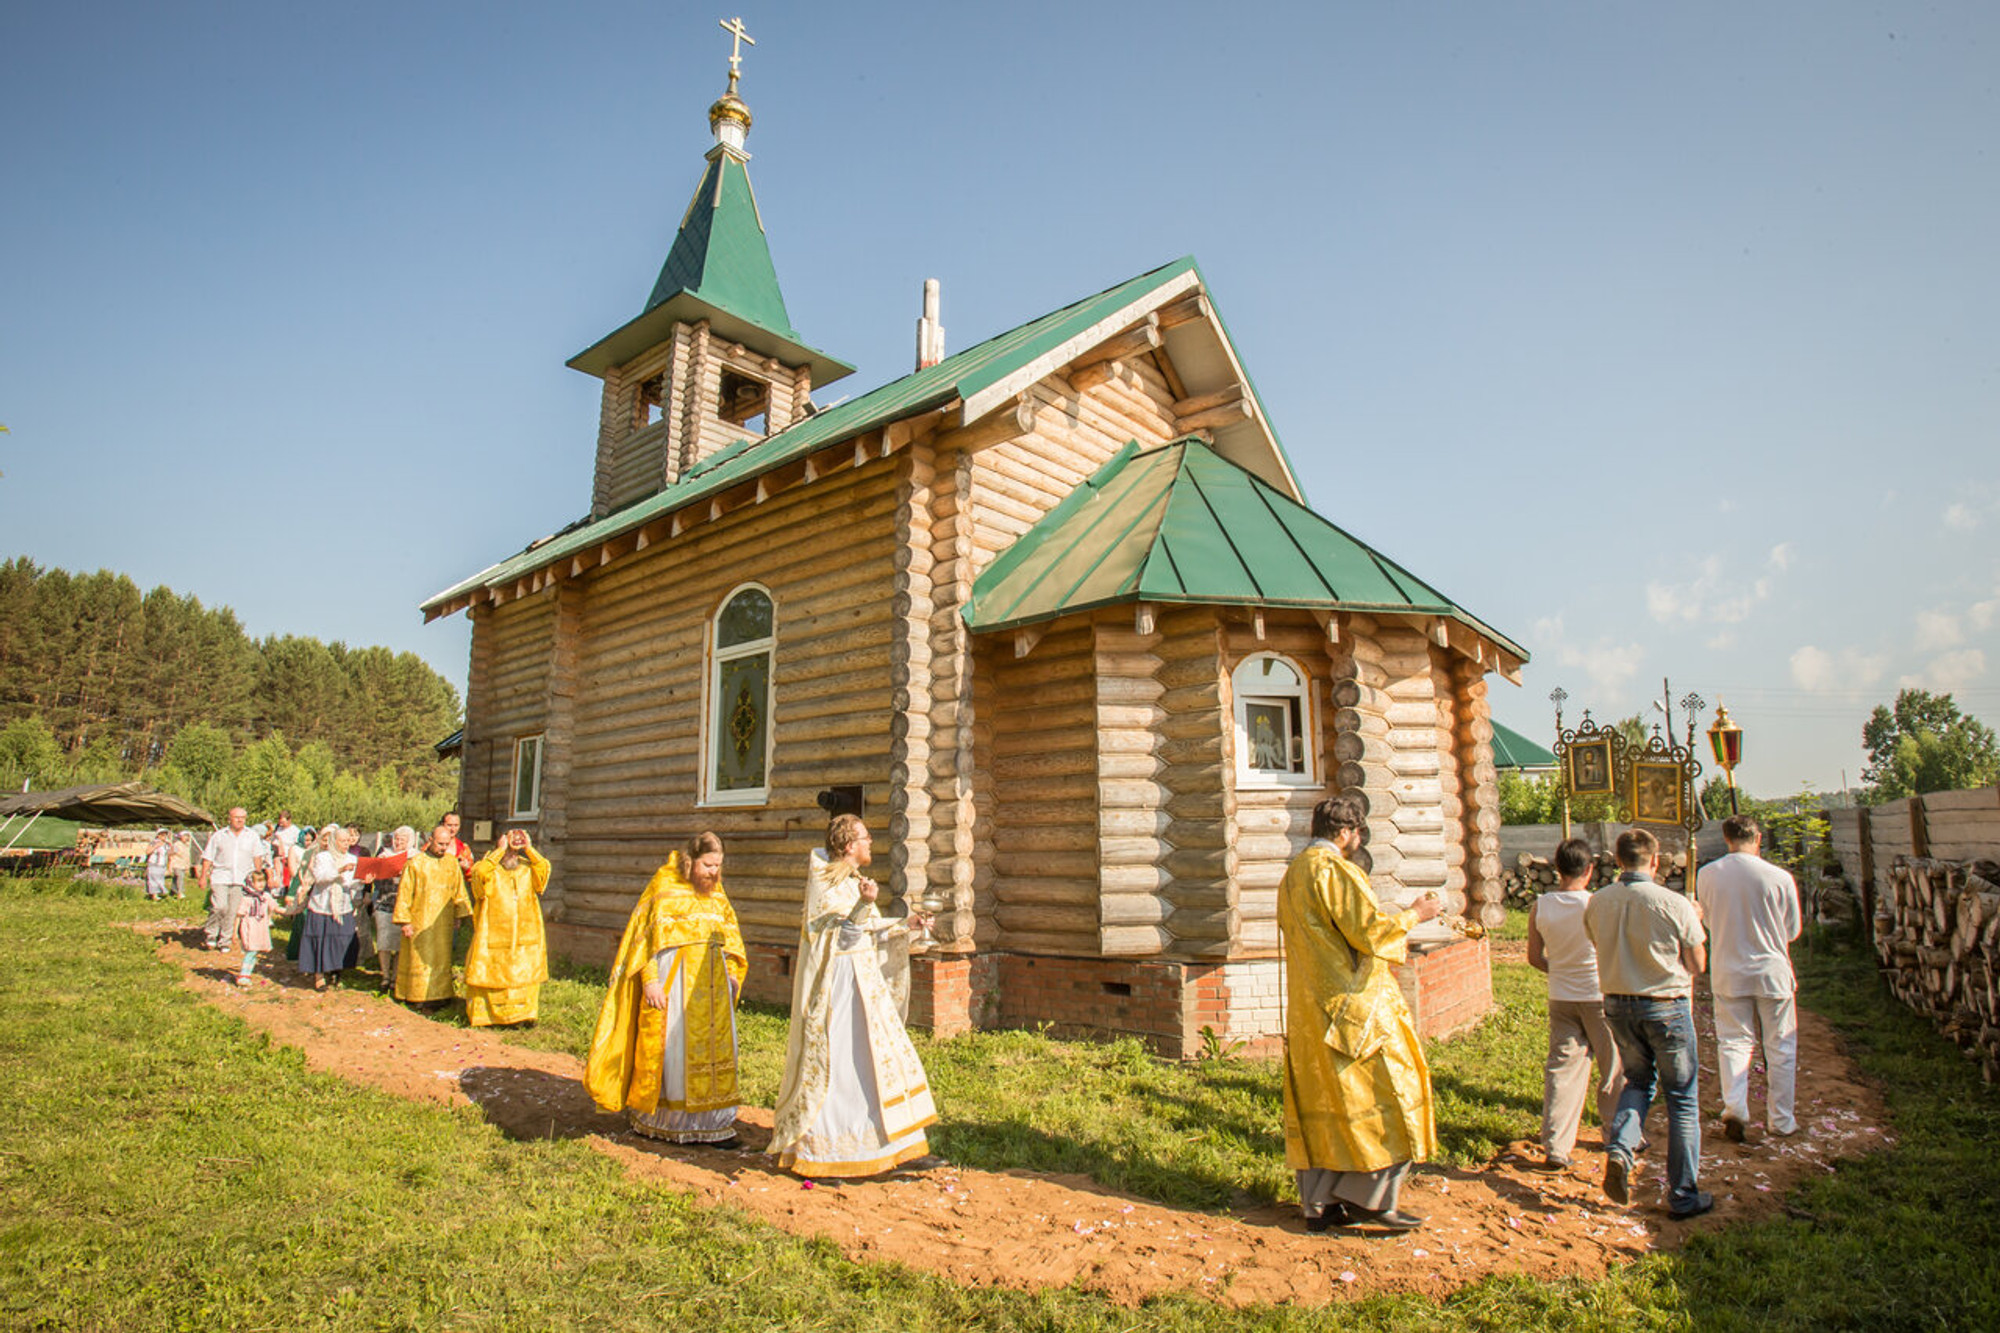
159, 792, 1803, 1229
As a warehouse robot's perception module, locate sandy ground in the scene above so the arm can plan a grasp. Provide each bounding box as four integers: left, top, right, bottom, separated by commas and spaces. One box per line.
136, 919, 1892, 1308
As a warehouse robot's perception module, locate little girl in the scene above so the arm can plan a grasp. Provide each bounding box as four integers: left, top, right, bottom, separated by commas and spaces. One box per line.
236, 866, 276, 989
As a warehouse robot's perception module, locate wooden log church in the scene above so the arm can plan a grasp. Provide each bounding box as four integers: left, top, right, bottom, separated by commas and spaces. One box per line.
423, 42, 1528, 1054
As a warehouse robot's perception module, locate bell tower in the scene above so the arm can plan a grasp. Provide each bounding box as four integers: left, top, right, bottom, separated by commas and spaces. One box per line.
568, 18, 853, 519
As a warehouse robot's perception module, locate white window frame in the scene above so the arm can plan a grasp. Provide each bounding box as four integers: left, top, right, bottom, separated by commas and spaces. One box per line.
1231, 652, 1317, 789
700, 582, 776, 808
510, 734, 544, 819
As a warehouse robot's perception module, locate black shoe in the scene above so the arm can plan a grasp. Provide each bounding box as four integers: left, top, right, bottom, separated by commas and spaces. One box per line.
706, 1136, 742, 1151
1669, 1192, 1715, 1220
1344, 1206, 1423, 1234
1304, 1203, 1352, 1233
1722, 1115, 1746, 1144
1604, 1154, 1630, 1205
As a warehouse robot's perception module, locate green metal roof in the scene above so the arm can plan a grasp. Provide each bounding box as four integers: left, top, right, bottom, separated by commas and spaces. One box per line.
425, 257, 1220, 613
646, 149, 795, 336
1490, 720, 1557, 769
961, 438, 1528, 659
567, 149, 856, 388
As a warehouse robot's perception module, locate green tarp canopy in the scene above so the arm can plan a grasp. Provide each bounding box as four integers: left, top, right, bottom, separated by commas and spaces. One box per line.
0, 782, 214, 827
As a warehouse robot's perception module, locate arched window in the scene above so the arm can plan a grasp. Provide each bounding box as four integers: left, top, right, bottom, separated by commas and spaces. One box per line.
1231, 653, 1315, 787
704, 584, 774, 805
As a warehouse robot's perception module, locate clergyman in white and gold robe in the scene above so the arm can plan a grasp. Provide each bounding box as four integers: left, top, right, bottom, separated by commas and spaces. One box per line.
770, 818, 937, 1177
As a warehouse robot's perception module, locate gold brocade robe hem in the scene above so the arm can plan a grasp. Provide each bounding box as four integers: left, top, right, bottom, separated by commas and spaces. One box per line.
584, 854, 747, 1117
1279, 842, 1439, 1174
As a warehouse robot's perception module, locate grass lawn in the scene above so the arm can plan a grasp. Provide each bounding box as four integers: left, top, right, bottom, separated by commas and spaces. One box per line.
5, 875, 2000, 1330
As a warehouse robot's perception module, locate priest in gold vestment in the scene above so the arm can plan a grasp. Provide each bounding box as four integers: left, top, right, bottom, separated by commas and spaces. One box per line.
464, 829, 552, 1027
770, 815, 937, 1178
586, 833, 748, 1145
393, 824, 473, 1005
1280, 794, 1442, 1234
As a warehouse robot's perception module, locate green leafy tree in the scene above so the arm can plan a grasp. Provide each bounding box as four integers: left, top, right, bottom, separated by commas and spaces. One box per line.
165, 722, 234, 793
1699, 775, 1751, 819
1861, 689, 2000, 800
0, 715, 63, 788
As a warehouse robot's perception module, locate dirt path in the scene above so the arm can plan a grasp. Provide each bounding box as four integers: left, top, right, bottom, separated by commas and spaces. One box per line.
136, 919, 1892, 1308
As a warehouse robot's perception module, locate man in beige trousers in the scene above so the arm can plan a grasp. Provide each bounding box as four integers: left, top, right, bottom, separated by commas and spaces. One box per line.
1527, 837, 1623, 1171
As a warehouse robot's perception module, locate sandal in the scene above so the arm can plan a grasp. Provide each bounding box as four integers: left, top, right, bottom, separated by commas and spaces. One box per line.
312, 975, 327, 991
236, 977, 253, 990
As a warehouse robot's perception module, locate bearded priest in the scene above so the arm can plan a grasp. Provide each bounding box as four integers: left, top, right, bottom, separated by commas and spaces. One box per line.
586, 833, 748, 1146
1280, 794, 1443, 1235
393, 822, 473, 1006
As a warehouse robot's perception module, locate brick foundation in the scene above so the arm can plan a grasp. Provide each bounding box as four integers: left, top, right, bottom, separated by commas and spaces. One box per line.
1396, 936, 1494, 1039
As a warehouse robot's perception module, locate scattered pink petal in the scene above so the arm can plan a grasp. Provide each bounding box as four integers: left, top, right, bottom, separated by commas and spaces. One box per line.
1339, 1271, 1357, 1283
800, 1180, 815, 1190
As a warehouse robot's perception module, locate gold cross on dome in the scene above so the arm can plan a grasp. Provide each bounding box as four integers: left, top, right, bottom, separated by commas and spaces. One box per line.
719, 16, 755, 78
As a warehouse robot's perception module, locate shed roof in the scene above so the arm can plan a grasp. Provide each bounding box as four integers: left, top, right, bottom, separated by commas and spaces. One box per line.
1490, 720, 1558, 769
425, 256, 1296, 616
962, 438, 1528, 662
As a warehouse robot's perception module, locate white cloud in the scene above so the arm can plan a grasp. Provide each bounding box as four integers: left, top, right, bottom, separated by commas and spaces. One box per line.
1914, 608, 1964, 651
1972, 597, 1999, 633
1647, 551, 1790, 627
1791, 645, 1889, 694
1901, 649, 1989, 695
1944, 503, 1980, 532
1707, 631, 1736, 650
1532, 615, 1645, 697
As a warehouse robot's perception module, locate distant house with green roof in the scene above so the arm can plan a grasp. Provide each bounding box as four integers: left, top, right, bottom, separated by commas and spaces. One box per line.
423, 54, 1526, 1053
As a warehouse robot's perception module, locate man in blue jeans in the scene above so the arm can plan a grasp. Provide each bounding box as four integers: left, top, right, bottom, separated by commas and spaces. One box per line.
1584, 828, 1713, 1219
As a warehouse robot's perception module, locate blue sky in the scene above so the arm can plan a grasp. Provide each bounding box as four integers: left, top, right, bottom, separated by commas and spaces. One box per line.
3, 1, 1995, 796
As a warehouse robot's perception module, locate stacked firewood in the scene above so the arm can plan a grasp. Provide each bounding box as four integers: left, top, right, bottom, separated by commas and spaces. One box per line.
1875, 856, 2000, 1082
1500, 850, 1690, 908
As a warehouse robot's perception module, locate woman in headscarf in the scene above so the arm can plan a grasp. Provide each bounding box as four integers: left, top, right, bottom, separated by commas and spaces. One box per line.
295, 824, 362, 991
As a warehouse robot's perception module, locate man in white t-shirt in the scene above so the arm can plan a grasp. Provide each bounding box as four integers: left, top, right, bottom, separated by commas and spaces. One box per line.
1526, 837, 1622, 1172
198, 807, 269, 951
1696, 814, 1803, 1140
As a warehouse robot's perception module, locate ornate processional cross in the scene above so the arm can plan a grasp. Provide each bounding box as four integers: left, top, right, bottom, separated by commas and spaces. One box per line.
719, 16, 755, 80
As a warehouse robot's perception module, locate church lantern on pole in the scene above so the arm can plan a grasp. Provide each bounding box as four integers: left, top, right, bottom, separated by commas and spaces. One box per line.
1707, 703, 1744, 815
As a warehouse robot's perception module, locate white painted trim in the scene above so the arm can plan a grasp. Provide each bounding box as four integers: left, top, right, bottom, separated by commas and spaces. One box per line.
509, 734, 545, 820
699, 582, 777, 807
960, 270, 1202, 423
1231, 651, 1318, 789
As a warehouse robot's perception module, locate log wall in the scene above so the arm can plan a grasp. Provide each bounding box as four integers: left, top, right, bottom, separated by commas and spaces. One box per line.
1156, 606, 1234, 959
1450, 654, 1507, 928
982, 619, 1101, 957
459, 591, 558, 832
1221, 615, 1334, 956
1094, 612, 1170, 957
551, 461, 899, 946
966, 360, 1180, 574
1328, 614, 1449, 917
